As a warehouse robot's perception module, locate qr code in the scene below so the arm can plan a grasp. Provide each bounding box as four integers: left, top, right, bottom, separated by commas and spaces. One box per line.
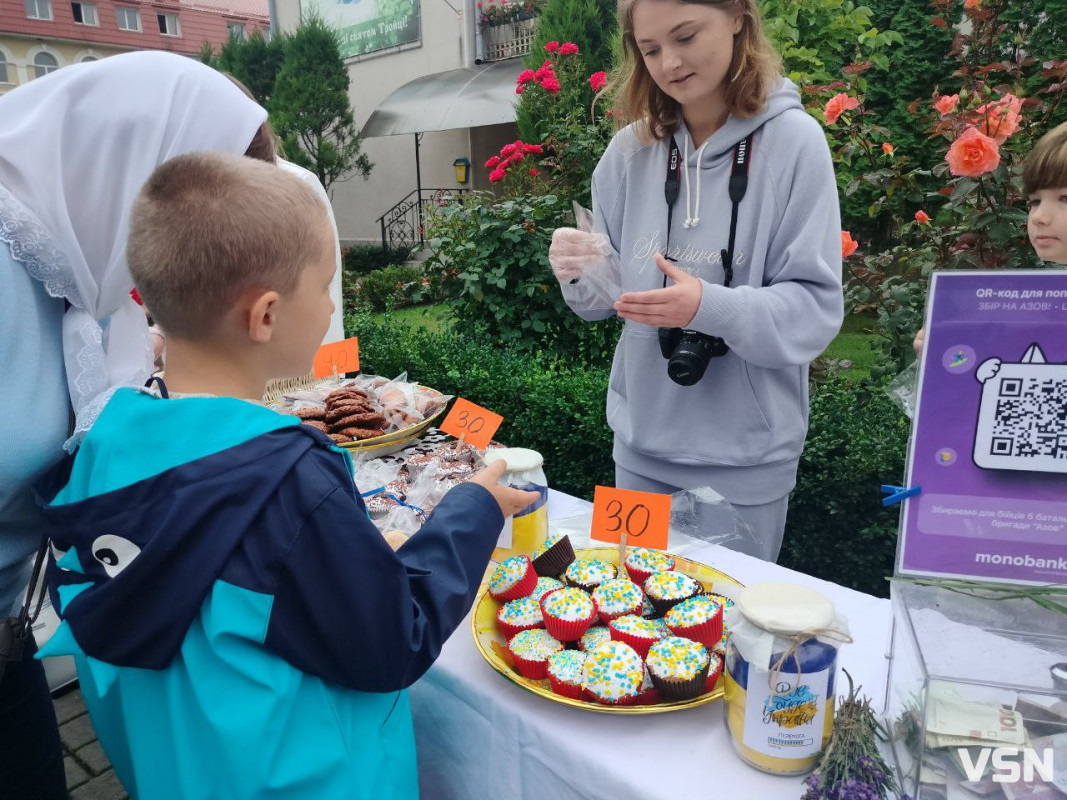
974, 345, 1067, 473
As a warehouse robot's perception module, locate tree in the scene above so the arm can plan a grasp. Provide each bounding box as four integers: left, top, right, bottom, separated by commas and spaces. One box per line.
269, 13, 372, 192
217, 30, 287, 106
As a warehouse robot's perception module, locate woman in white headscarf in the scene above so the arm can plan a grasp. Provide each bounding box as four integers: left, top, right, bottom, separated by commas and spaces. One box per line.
0, 51, 268, 798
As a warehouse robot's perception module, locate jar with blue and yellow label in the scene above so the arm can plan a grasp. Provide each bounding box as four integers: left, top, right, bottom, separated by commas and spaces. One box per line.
483, 447, 548, 561
723, 582, 849, 775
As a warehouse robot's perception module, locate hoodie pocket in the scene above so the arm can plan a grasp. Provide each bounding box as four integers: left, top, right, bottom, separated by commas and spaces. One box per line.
608, 327, 774, 466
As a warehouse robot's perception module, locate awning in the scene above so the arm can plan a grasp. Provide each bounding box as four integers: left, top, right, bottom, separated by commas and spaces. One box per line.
360, 59, 524, 138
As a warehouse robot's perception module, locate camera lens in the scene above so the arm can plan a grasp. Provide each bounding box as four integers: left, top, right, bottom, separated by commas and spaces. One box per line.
666, 331, 724, 386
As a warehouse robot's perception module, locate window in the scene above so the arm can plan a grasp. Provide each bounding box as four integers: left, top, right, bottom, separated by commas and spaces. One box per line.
0, 59, 9, 84
24, 0, 53, 20
79, 55, 98, 62
115, 6, 140, 30
33, 52, 59, 79
227, 21, 246, 39
157, 12, 180, 35
71, 1, 98, 25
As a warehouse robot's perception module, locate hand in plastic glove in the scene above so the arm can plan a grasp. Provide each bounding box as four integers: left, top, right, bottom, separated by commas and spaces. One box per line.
469, 460, 542, 518
614, 254, 702, 328
549, 227, 613, 284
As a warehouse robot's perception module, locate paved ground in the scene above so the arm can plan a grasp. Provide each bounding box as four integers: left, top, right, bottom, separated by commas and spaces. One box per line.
53, 687, 127, 800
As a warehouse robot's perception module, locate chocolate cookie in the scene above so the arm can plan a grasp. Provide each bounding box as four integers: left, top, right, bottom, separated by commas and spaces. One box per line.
325, 402, 374, 423
292, 407, 326, 421
338, 426, 383, 440
332, 411, 386, 430
328, 433, 351, 444
301, 420, 328, 433
325, 388, 370, 405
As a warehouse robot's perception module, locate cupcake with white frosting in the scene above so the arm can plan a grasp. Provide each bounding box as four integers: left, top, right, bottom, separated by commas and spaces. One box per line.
496, 595, 543, 640
623, 547, 676, 585
547, 650, 587, 700
507, 628, 563, 680
643, 571, 702, 617
591, 578, 644, 624
563, 558, 617, 593
581, 640, 644, 706
645, 636, 712, 702
539, 587, 598, 641
607, 614, 670, 659
488, 555, 536, 602
664, 594, 723, 648
577, 625, 611, 652
529, 576, 565, 604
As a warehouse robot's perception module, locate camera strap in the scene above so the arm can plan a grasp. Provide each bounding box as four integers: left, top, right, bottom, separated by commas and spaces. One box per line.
664, 130, 754, 288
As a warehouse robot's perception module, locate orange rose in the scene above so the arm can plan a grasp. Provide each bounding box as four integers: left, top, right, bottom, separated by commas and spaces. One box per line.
946, 126, 1000, 177
882, 142, 895, 155
934, 94, 960, 115
824, 93, 860, 125
976, 93, 1023, 143
841, 231, 859, 259
964, 0, 981, 10
915, 210, 931, 224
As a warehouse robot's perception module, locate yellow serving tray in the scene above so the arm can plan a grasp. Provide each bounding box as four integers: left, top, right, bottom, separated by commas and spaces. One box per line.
471, 547, 743, 714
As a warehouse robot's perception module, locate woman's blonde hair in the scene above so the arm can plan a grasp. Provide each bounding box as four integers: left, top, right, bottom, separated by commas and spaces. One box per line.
1023, 121, 1067, 197
606, 0, 781, 142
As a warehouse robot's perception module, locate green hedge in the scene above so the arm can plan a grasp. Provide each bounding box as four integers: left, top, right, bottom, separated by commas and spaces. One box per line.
351, 313, 909, 596
354, 265, 425, 311
342, 243, 413, 275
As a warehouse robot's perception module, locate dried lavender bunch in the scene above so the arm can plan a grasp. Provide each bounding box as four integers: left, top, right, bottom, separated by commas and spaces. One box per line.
801, 670, 911, 800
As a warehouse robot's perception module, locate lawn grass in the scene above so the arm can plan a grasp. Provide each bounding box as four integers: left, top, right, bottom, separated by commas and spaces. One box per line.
367, 303, 880, 380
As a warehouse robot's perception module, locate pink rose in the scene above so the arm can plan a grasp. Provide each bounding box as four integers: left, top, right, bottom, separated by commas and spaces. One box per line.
489, 168, 507, 183
933, 94, 959, 115
589, 71, 608, 92
824, 93, 860, 125
945, 126, 1000, 177
559, 42, 579, 55
544, 41, 559, 53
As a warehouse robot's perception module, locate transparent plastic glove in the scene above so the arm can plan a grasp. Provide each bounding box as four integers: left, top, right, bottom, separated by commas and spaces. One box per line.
548, 202, 623, 302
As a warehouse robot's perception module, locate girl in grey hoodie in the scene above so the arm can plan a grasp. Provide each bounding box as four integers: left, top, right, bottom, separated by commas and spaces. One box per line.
549, 0, 843, 561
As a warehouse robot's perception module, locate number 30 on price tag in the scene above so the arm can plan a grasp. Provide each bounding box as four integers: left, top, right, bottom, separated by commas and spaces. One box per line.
590, 486, 671, 551
439, 397, 503, 450
313, 337, 360, 379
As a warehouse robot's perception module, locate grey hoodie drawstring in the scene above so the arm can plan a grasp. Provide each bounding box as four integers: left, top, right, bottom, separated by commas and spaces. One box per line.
683, 132, 710, 229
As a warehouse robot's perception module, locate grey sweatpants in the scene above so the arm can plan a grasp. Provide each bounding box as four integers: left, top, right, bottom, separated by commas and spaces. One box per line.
614, 464, 790, 563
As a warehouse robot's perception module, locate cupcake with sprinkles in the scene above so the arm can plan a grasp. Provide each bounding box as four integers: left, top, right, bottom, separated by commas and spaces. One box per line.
529, 576, 565, 604
664, 594, 723, 648
635, 668, 661, 706
496, 595, 543, 640
623, 547, 676, 585
577, 625, 611, 652
704, 650, 724, 693
531, 534, 576, 578
563, 558, 617, 593
507, 628, 563, 680
581, 640, 644, 706
591, 578, 644, 624
539, 587, 598, 641
643, 571, 702, 617
607, 614, 670, 658
640, 595, 656, 618
645, 636, 711, 702
488, 555, 537, 602
546, 650, 587, 700
709, 593, 736, 648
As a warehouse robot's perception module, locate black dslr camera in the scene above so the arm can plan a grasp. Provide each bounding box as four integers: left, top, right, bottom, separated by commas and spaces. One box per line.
658, 326, 728, 386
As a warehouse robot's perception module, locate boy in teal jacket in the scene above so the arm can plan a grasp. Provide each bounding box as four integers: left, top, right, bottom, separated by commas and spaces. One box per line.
37, 152, 536, 799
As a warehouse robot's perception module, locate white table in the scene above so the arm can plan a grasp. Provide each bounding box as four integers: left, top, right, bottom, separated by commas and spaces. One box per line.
409, 491, 893, 799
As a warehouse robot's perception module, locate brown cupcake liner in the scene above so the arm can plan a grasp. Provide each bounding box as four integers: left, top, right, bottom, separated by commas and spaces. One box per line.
532, 536, 576, 578
647, 589, 701, 618
649, 659, 711, 702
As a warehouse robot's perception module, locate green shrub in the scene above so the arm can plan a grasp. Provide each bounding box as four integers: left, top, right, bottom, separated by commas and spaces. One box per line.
342, 243, 413, 275
349, 315, 910, 597
424, 192, 621, 365
354, 265, 425, 311
779, 377, 910, 597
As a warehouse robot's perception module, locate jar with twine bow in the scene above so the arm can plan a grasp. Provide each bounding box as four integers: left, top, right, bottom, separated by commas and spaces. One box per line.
722, 582, 852, 775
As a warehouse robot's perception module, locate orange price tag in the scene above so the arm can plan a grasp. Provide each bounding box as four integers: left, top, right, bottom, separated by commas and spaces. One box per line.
313, 337, 359, 379
590, 486, 671, 551
439, 397, 503, 450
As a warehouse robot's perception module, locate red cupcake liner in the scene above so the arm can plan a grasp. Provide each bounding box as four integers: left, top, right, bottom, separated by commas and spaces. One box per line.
509, 649, 552, 680
597, 601, 644, 626
495, 610, 543, 641
488, 559, 537, 602
540, 595, 599, 642
665, 612, 723, 649
608, 625, 664, 659
623, 562, 674, 587
704, 656, 724, 693
585, 689, 639, 706
635, 686, 662, 705
548, 674, 585, 700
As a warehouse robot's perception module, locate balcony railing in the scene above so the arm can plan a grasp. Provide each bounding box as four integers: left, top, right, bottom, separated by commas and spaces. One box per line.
478, 16, 536, 62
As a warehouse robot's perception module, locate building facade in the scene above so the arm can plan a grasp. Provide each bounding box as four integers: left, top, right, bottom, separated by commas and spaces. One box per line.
0, 0, 269, 94
275, 0, 526, 246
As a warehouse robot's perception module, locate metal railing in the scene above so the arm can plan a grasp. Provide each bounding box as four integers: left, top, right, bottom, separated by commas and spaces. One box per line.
478, 16, 536, 62
376, 188, 469, 251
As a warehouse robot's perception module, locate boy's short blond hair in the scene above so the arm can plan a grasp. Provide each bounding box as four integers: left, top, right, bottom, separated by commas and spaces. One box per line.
1024, 121, 1067, 197
128, 151, 330, 339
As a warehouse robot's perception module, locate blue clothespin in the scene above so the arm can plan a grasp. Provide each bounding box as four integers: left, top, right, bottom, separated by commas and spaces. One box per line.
881, 484, 921, 507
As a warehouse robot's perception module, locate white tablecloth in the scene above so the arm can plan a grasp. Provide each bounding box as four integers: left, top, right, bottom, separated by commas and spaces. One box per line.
409, 491, 893, 800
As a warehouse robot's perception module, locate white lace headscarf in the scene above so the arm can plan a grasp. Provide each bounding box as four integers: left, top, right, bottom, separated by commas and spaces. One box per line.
0, 51, 267, 449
